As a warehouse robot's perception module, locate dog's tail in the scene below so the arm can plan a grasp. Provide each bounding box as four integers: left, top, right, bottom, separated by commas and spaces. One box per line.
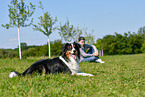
9, 71, 21, 78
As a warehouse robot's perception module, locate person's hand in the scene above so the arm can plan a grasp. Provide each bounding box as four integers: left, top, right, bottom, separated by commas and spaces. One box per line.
93, 51, 98, 56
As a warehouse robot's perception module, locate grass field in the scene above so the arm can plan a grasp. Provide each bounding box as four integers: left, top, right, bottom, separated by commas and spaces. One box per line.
0, 54, 145, 97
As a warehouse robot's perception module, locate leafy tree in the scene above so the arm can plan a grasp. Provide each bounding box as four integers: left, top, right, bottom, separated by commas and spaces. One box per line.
58, 19, 76, 42
73, 26, 91, 42
138, 26, 145, 53
95, 38, 103, 50
2, 0, 35, 59
101, 35, 115, 55
74, 27, 95, 44
84, 29, 95, 44
96, 31, 144, 55
58, 20, 95, 43
20, 42, 27, 48
128, 32, 143, 54
73, 26, 84, 42
141, 41, 145, 53
138, 26, 145, 35
33, 2, 57, 58
20, 42, 28, 51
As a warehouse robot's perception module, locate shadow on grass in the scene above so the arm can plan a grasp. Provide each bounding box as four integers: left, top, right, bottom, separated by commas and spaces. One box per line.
91, 70, 107, 76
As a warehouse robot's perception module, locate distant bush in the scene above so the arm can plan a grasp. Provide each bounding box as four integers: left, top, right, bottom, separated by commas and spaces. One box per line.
141, 40, 145, 53
1, 33, 145, 58
0, 49, 18, 58
22, 39, 64, 58
95, 32, 144, 55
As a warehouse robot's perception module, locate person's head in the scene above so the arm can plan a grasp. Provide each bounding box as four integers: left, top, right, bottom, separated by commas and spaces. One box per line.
78, 36, 85, 46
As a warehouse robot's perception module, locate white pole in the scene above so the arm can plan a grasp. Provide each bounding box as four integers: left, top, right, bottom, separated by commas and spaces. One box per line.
18, 27, 22, 59
48, 37, 51, 58
99, 50, 101, 56
102, 50, 103, 56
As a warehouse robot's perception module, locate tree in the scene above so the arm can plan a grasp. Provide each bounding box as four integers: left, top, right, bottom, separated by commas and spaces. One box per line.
58, 19, 92, 43
141, 41, 145, 53
95, 38, 103, 50
21, 42, 27, 47
2, 0, 35, 59
138, 26, 145, 53
138, 26, 145, 35
58, 19, 76, 42
20, 42, 27, 51
95, 31, 144, 55
127, 32, 143, 54
84, 29, 95, 44
33, 1, 57, 58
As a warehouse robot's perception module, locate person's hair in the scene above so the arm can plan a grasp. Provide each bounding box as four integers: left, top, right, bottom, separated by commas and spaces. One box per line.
78, 36, 85, 41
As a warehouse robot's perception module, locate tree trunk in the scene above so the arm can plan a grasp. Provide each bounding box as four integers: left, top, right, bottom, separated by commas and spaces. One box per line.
18, 27, 22, 59
48, 37, 51, 58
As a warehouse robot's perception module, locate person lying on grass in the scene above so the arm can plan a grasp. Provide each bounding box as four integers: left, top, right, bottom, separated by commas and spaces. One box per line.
78, 36, 105, 63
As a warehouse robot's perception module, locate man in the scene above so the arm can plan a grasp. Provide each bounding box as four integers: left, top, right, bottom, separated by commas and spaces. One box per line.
78, 36, 105, 63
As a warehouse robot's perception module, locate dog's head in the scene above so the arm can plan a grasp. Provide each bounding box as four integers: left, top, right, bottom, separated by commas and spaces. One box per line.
62, 42, 81, 60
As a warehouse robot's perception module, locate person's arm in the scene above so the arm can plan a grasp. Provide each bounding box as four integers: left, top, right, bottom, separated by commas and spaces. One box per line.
91, 45, 98, 52
91, 45, 99, 56
80, 48, 94, 57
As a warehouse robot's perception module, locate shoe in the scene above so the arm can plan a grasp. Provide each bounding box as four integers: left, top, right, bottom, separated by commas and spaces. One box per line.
96, 59, 105, 63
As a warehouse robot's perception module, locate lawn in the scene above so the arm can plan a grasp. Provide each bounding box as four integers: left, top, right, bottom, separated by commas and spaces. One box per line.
0, 54, 145, 97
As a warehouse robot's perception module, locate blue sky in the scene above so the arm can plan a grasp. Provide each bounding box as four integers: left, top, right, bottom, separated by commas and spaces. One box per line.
1, 0, 145, 49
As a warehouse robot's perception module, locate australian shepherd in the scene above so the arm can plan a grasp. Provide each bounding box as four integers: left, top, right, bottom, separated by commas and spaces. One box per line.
9, 42, 93, 78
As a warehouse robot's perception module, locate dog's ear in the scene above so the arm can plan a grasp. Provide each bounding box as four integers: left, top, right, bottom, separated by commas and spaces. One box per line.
73, 41, 81, 59
77, 43, 81, 48
62, 43, 70, 56
73, 41, 81, 48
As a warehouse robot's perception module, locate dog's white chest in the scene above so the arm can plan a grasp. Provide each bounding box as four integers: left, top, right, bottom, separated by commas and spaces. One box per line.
69, 56, 81, 73
59, 56, 81, 74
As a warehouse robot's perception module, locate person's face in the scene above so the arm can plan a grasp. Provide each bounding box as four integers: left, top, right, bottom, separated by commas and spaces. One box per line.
79, 40, 85, 46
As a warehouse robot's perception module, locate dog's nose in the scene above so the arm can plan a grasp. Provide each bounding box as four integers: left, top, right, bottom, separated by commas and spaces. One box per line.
73, 50, 76, 53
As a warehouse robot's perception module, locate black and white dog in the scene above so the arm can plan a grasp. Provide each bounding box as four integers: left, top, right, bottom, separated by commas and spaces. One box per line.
9, 42, 93, 78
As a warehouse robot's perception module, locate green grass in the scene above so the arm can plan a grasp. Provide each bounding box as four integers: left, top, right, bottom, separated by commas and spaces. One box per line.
0, 54, 145, 97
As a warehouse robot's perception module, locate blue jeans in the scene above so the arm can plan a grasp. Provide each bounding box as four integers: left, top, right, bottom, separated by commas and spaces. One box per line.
81, 47, 99, 62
